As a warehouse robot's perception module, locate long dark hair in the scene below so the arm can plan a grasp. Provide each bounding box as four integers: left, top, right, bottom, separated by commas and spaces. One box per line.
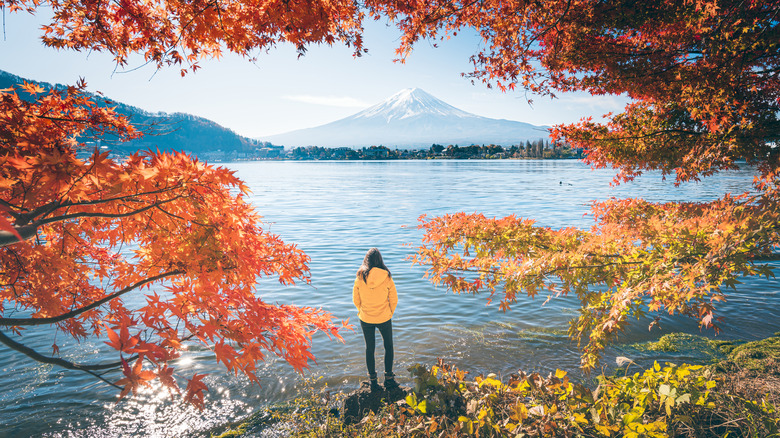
357, 247, 391, 282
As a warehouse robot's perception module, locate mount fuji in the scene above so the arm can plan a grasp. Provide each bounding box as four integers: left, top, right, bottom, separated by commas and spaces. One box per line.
264, 88, 549, 148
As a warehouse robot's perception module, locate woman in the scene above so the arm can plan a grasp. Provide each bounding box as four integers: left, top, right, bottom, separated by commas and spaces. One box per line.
353, 247, 399, 391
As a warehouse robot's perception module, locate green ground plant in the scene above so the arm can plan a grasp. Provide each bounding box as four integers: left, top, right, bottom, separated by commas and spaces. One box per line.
209, 335, 780, 438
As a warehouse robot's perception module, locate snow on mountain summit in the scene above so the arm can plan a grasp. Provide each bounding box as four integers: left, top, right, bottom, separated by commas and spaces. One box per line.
352, 88, 473, 122
264, 88, 549, 148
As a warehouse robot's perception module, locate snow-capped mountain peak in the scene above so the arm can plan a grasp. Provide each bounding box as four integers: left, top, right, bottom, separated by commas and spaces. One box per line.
264, 88, 549, 148
351, 88, 473, 122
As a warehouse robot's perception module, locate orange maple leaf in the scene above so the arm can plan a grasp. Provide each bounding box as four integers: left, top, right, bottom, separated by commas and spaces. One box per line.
104, 324, 139, 353
184, 373, 208, 410
115, 357, 156, 401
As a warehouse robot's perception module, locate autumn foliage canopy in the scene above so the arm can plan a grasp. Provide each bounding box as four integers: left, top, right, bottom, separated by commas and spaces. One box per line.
404, 0, 780, 369
0, 80, 347, 405
1, 0, 779, 406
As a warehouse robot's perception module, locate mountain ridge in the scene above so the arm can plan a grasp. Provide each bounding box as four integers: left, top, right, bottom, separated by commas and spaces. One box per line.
0, 70, 257, 157
264, 88, 549, 148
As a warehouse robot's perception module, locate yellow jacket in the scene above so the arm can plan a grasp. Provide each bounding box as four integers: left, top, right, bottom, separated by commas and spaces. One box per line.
353, 268, 398, 324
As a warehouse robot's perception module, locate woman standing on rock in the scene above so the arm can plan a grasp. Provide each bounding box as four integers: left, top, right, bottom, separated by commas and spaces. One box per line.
353, 247, 398, 392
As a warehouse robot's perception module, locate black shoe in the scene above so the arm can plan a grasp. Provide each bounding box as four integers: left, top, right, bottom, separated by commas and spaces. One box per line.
368, 373, 382, 392
384, 373, 399, 390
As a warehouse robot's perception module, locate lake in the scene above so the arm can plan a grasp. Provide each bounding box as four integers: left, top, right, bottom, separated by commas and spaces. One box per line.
2, 160, 778, 436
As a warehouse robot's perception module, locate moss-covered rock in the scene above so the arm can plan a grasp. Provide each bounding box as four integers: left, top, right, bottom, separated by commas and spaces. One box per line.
628, 332, 780, 375
202, 408, 280, 438
629, 333, 733, 361
716, 334, 780, 374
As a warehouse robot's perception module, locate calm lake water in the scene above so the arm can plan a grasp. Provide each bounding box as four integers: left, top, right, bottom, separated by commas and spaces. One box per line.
2, 160, 779, 437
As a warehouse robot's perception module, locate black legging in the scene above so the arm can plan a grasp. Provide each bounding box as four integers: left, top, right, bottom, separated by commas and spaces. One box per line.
360, 319, 393, 376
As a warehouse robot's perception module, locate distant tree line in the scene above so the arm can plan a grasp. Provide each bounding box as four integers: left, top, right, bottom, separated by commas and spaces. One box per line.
282, 140, 581, 161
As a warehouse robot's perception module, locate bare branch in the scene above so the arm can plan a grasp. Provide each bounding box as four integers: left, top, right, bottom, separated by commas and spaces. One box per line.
0, 269, 184, 326
0, 329, 124, 388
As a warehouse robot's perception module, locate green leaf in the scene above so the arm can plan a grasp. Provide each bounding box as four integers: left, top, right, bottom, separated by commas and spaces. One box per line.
622, 408, 643, 425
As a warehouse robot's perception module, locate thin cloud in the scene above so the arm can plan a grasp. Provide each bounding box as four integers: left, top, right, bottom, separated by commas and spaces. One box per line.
283, 94, 371, 108
562, 94, 628, 110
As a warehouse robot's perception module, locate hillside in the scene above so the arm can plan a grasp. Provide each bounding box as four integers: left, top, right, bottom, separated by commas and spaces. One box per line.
0, 70, 255, 158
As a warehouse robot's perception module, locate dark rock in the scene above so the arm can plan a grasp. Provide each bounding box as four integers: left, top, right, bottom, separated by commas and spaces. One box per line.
341, 381, 410, 425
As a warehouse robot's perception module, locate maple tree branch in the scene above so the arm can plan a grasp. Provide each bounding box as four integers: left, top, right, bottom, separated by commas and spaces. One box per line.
159, 0, 221, 67
17, 202, 64, 226
155, 204, 211, 228
32, 112, 132, 137
0, 329, 124, 388
396, 0, 480, 58
0, 196, 184, 248
428, 236, 624, 257
525, 0, 573, 52
0, 269, 184, 326
583, 129, 704, 142
33, 195, 184, 227
0, 198, 61, 220
59, 155, 101, 207
34, 115, 92, 123
54, 185, 184, 209
0, 199, 22, 217
540, 261, 643, 276
6, 184, 185, 226
438, 258, 643, 278
426, 0, 480, 25
0, 225, 38, 247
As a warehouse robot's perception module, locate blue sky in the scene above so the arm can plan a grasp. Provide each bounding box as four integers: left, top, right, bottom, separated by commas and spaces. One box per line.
0, 8, 626, 139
